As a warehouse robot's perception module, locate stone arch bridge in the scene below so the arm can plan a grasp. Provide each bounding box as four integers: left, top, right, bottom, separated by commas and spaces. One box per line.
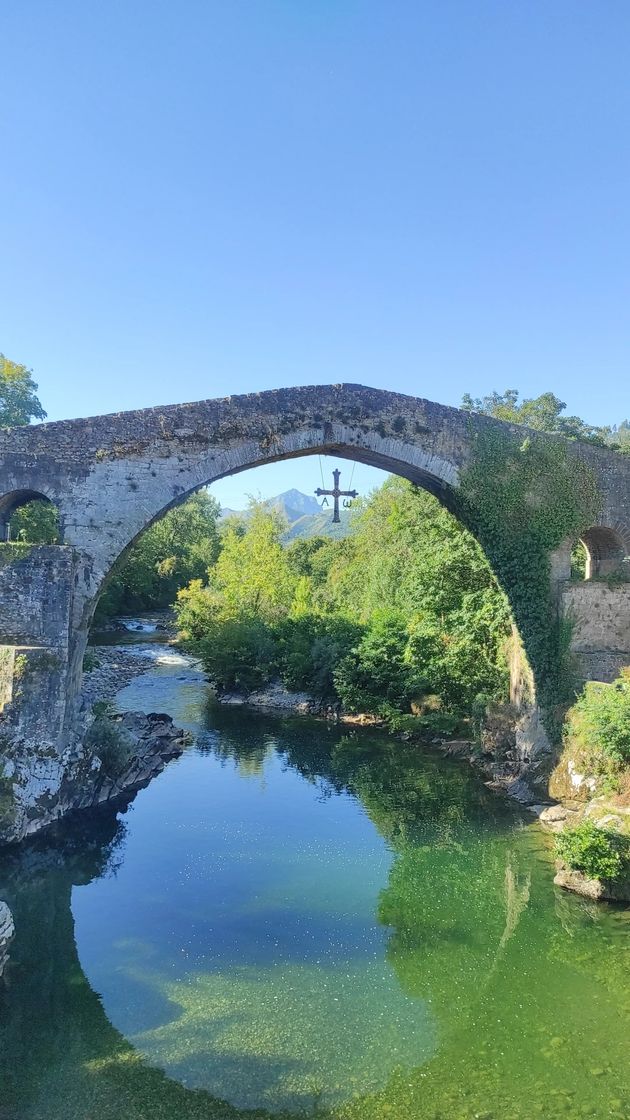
0, 383, 628, 842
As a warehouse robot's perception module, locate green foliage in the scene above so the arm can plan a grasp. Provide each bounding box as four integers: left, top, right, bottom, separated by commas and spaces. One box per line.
95, 491, 221, 621
0, 764, 15, 828
607, 419, 630, 452
334, 610, 425, 717
175, 579, 217, 642
564, 669, 630, 768
461, 388, 611, 445
176, 478, 511, 723
86, 718, 135, 777
555, 821, 626, 882
196, 617, 277, 692
458, 425, 600, 729
82, 650, 100, 673
208, 500, 295, 622
570, 540, 587, 580
0, 354, 47, 427
92, 700, 114, 719
9, 499, 59, 543
275, 613, 363, 700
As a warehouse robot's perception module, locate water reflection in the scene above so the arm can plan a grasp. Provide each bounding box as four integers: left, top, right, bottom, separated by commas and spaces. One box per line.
0, 686, 628, 1120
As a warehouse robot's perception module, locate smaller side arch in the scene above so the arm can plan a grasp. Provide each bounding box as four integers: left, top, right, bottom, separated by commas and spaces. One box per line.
0, 489, 61, 544
580, 523, 630, 579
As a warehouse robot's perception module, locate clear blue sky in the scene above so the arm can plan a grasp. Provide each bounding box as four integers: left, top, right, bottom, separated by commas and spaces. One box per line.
2, 2, 629, 508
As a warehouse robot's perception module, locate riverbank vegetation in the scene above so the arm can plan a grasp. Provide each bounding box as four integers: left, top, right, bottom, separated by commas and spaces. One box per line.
175, 478, 513, 733
563, 668, 630, 787
556, 819, 630, 884
94, 491, 221, 622
551, 672, 630, 888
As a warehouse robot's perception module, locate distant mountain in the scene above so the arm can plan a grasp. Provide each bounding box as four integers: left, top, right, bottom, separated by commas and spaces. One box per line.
283, 508, 354, 542
266, 489, 321, 523
219, 489, 356, 541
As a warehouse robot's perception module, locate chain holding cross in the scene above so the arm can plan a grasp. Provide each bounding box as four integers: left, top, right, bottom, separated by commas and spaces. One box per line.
315, 467, 358, 524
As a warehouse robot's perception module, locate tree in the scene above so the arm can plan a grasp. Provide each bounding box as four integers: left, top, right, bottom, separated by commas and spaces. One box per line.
95, 491, 221, 620
609, 420, 630, 453
334, 609, 425, 716
9, 500, 59, 543
208, 501, 296, 622
461, 388, 610, 445
0, 355, 46, 427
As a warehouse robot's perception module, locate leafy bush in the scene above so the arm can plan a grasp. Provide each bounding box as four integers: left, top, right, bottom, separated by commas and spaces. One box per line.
92, 700, 114, 719
334, 610, 425, 717
565, 669, 630, 766
0, 765, 15, 829
86, 718, 135, 777
9, 499, 59, 544
176, 580, 219, 642
196, 617, 277, 692
275, 614, 364, 700
555, 821, 625, 882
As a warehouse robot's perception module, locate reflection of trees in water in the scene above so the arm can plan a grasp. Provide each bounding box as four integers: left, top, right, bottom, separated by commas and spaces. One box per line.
549, 884, 630, 998
0, 716, 537, 1120
208, 713, 539, 1033
377, 840, 528, 1020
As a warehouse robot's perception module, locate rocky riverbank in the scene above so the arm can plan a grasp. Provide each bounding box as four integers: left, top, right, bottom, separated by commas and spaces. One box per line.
74, 647, 193, 823
1, 707, 190, 846
0, 900, 14, 978
81, 646, 164, 709
0, 644, 192, 846
219, 681, 335, 718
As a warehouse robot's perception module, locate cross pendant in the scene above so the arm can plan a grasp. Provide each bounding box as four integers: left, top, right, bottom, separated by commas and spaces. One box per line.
315, 468, 358, 523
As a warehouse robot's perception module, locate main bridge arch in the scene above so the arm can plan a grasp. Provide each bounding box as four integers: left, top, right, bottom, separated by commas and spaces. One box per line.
0, 383, 629, 843
0, 384, 474, 583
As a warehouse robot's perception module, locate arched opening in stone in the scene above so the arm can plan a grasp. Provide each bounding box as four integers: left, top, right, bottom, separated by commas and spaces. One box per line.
0, 490, 61, 544
578, 525, 629, 580
91, 456, 387, 627
88, 450, 523, 740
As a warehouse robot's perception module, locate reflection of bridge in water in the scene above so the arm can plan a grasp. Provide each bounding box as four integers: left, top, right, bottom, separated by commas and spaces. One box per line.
0, 722, 580, 1120
0, 796, 275, 1120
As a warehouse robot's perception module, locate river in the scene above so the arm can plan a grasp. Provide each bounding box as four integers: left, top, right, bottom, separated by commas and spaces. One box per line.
0, 637, 628, 1119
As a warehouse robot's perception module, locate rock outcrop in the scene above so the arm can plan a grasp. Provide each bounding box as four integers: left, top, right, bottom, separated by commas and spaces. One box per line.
0, 900, 14, 977
219, 681, 326, 717
0, 711, 189, 844
553, 866, 630, 903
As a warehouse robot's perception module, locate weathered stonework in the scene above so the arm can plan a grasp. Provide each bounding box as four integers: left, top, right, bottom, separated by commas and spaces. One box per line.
0, 384, 628, 842
561, 581, 630, 682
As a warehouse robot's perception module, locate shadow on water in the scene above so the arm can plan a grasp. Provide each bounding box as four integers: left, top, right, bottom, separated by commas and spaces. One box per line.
0, 685, 629, 1119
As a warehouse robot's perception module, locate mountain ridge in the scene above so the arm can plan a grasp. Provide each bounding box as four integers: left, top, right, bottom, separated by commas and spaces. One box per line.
219, 489, 355, 541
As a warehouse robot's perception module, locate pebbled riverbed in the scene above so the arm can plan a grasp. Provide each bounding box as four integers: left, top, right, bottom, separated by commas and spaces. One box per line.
0, 640, 629, 1120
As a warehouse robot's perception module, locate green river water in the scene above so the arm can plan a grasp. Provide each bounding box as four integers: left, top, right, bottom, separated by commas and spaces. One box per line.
0, 646, 628, 1120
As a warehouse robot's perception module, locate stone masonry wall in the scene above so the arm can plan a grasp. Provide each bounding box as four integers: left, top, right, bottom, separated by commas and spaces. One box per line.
561, 581, 630, 682
0, 546, 75, 649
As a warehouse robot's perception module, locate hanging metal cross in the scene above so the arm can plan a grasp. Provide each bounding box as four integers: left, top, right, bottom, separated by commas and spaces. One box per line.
315, 468, 358, 524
